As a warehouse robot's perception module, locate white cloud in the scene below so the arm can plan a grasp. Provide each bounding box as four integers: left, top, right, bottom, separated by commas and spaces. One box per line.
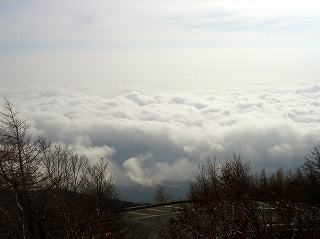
268, 143, 293, 158
155, 158, 199, 182
1, 82, 320, 185
123, 153, 155, 186
123, 153, 198, 186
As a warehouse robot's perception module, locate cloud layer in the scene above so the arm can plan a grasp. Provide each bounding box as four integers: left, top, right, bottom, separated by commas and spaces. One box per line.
1, 82, 319, 186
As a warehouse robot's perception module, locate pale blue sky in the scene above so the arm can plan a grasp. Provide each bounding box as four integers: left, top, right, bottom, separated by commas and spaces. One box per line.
1, 1, 320, 90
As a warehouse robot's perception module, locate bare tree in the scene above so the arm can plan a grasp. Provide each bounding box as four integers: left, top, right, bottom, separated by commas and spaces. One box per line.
302, 145, 320, 203
0, 99, 141, 239
0, 98, 50, 239
81, 157, 126, 238
303, 145, 320, 178
41, 143, 90, 238
42, 143, 131, 238
153, 184, 171, 204
165, 154, 320, 239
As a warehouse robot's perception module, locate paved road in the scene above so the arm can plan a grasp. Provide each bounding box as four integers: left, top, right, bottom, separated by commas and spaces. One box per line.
124, 204, 177, 238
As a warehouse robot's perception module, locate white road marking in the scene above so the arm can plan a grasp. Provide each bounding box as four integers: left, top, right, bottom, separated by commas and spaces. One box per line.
134, 213, 168, 220
127, 211, 148, 216
147, 208, 167, 213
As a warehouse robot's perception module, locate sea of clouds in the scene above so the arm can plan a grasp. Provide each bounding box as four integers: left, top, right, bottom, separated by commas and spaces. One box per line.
1, 81, 319, 189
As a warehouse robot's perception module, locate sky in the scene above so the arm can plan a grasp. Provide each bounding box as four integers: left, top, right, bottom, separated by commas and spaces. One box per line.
1, 1, 320, 196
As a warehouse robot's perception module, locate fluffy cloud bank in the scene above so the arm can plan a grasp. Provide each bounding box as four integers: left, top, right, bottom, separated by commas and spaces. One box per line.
1, 82, 319, 185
